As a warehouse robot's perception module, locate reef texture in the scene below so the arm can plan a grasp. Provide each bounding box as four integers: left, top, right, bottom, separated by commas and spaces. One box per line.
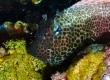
51, 72, 66, 80
0, 40, 46, 80
66, 44, 106, 80
30, 0, 110, 65
0, 21, 39, 38
100, 46, 110, 80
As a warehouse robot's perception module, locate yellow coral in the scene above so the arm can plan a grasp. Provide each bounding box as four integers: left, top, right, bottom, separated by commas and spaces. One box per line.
0, 39, 46, 80
4, 40, 27, 55
66, 51, 106, 80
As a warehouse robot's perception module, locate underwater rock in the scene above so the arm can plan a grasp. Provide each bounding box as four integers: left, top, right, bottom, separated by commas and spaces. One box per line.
0, 39, 46, 80
30, 0, 110, 65
66, 44, 106, 80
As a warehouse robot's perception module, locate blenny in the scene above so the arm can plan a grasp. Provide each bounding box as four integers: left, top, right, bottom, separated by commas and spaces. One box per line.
30, 0, 110, 65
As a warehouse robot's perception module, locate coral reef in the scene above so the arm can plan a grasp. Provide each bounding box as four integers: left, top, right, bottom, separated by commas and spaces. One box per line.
1, 0, 110, 79
0, 21, 38, 37
4, 39, 28, 55
0, 0, 80, 79
0, 39, 46, 80
66, 44, 106, 80
51, 72, 66, 80
100, 67, 110, 80
100, 46, 110, 80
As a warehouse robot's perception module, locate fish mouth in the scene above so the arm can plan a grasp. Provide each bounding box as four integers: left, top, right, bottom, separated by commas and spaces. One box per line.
30, 30, 54, 61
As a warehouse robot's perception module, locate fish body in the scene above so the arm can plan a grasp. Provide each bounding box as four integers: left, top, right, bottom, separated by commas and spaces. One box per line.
30, 0, 110, 65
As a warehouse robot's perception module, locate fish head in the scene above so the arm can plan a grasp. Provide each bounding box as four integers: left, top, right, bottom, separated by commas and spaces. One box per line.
30, 18, 74, 65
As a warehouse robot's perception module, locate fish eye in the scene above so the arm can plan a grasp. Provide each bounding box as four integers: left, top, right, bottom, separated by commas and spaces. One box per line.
53, 24, 61, 36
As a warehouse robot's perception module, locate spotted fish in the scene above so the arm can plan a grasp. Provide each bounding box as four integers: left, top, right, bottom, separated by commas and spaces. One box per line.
30, 0, 110, 65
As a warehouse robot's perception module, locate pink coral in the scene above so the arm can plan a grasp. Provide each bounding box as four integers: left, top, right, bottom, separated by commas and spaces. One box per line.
104, 46, 110, 66
101, 46, 110, 80
104, 47, 110, 57
101, 67, 110, 80
51, 72, 66, 80
86, 76, 91, 80
104, 57, 110, 66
